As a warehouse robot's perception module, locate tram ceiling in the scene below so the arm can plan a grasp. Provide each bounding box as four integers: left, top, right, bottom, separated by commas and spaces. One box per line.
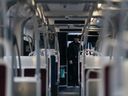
43, 2, 102, 34
6, 0, 103, 33
6, 0, 122, 41
45, 16, 102, 19
5, 0, 104, 48
36, 0, 104, 3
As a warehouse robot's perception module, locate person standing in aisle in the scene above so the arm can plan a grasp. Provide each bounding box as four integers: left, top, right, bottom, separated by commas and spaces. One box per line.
68, 35, 81, 86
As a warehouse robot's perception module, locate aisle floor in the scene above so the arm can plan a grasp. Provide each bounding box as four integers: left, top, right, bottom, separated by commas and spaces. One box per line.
58, 86, 79, 96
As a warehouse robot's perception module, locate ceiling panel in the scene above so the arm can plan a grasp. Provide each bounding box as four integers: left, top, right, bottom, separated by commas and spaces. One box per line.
60, 29, 82, 32
37, 0, 103, 33
48, 4, 85, 11
37, 0, 100, 3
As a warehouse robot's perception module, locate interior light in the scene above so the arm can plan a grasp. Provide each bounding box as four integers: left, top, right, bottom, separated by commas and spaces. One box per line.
36, 4, 47, 24
68, 33, 82, 35
32, 0, 35, 6
91, 18, 94, 22
40, 6, 47, 24
37, 6, 42, 18
35, 10, 38, 16
97, 3, 102, 9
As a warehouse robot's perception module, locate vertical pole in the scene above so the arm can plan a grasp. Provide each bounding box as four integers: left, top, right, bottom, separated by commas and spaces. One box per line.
33, 15, 41, 96
43, 25, 49, 96
0, 0, 14, 96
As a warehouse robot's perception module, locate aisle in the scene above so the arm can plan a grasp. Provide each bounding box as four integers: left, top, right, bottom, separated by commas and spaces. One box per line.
58, 86, 80, 96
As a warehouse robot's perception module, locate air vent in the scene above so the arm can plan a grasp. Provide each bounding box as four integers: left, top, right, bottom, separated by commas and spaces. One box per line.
74, 24, 84, 27
60, 29, 82, 32
55, 20, 85, 24
88, 32, 99, 35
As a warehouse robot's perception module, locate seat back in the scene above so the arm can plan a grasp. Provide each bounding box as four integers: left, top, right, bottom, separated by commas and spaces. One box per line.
0, 64, 6, 96
14, 77, 36, 96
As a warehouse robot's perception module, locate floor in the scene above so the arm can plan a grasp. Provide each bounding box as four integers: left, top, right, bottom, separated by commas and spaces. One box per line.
58, 86, 80, 96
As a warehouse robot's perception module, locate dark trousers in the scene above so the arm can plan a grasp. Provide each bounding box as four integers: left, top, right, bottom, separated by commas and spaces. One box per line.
68, 62, 78, 86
